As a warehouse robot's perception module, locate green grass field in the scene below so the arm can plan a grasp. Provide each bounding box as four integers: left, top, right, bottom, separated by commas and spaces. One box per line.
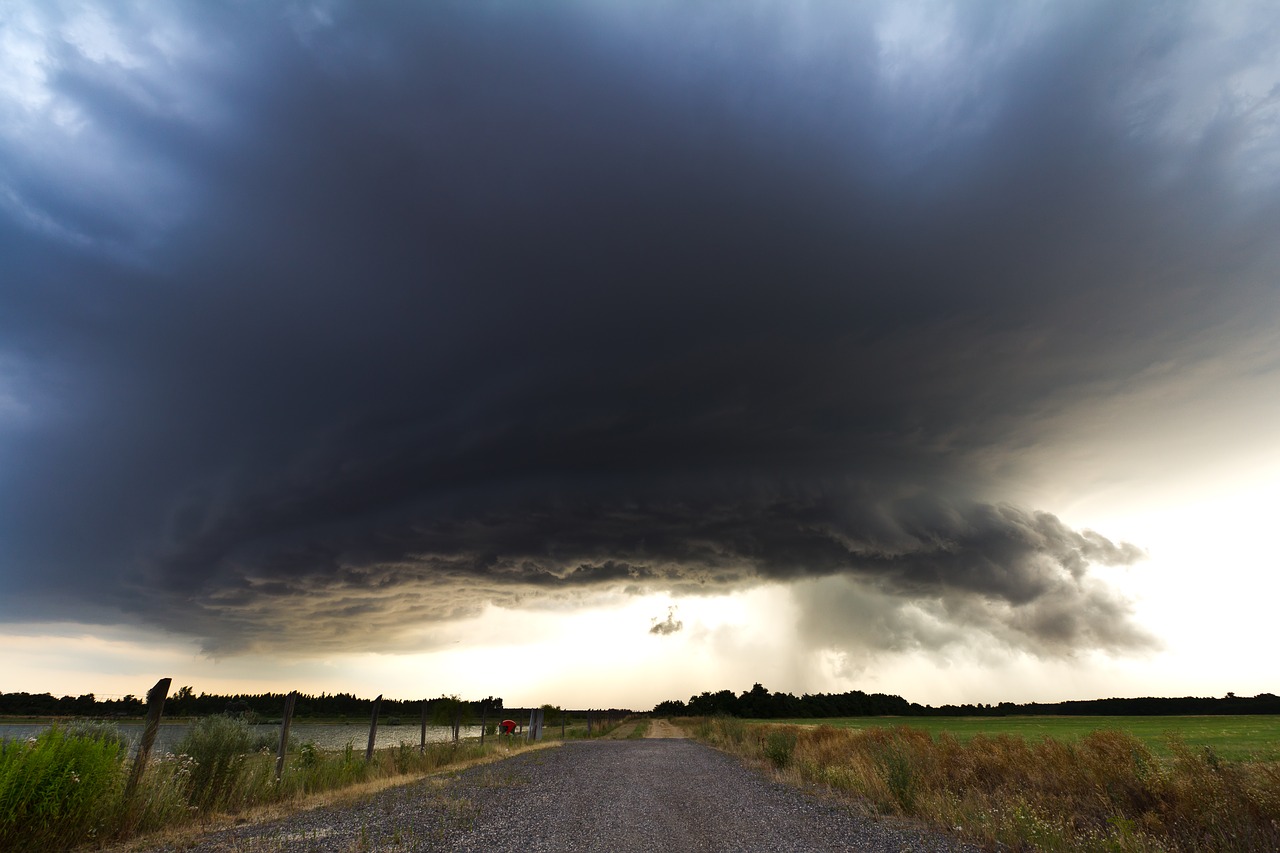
750, 715, 1280, 762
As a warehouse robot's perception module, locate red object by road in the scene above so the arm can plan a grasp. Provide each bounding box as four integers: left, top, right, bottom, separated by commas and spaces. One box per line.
500, 719, 517, 734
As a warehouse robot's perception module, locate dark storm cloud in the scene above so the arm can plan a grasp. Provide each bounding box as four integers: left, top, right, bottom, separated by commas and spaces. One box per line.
138, 488, 1145, 653
1, 1, 1276, 655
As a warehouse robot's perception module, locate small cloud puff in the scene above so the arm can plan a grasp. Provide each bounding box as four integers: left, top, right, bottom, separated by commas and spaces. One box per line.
649, 606, 683, 636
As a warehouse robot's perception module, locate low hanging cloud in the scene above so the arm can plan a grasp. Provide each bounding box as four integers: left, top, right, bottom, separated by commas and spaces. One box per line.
650, 606, 684, 636
1, 1, 1276, 662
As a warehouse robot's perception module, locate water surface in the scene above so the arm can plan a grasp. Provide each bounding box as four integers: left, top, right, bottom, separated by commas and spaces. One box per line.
0, 722, 483, 755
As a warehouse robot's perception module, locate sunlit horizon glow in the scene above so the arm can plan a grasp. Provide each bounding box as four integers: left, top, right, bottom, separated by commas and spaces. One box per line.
2, 1, 1278, 711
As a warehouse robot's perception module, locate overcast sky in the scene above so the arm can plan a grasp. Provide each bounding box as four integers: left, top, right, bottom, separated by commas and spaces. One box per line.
2, 0, 1278, 707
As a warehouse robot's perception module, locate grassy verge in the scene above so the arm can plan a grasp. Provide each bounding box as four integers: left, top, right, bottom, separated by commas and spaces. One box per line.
1, 718, 545, 852
689, 716, 1280, 852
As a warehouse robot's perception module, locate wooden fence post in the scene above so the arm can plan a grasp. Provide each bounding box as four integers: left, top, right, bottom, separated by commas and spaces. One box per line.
524, 708, 543, 741
561, 709, 566, 739
275, 691, 297, 781
365, 694, 383, 762
125, 677, 171, 800
420, 700, 428, 754
587, 709, 593, 736
479, 702, 488, 744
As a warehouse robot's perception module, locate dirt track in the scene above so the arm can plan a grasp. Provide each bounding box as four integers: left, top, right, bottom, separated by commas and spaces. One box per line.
644, 717, 686, 738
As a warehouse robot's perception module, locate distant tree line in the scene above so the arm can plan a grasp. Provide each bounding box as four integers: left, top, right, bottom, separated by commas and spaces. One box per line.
655, 683, 916, 718
0, 688, 504, 720
654, 683, 1280, 718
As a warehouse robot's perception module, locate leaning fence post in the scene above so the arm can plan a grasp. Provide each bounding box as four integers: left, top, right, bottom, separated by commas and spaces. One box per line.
125, 677, 171, 800
275, 691, 298, 781
452, 704, 461, 743
365, 694, 383, 762
479, 702, 488, 744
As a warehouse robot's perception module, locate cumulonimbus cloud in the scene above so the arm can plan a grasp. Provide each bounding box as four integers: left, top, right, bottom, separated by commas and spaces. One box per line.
1, 1, 1275, 664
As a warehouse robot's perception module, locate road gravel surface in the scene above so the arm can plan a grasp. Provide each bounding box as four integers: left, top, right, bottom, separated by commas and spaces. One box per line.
132, 737, 976, 852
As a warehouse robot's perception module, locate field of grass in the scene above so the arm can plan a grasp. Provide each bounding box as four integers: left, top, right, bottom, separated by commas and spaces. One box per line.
695, 716, 1280, 852
751, 715, 1280, 762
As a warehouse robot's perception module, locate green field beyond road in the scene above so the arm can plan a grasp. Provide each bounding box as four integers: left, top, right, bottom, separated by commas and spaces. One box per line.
753, 715, 1280, 762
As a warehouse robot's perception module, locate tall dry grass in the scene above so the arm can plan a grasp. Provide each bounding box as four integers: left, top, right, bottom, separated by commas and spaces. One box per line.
691, 717, 1280, 852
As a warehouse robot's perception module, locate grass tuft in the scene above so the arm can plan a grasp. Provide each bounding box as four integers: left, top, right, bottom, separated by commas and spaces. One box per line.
763, 728, 797, 770
626, 719, 652, 739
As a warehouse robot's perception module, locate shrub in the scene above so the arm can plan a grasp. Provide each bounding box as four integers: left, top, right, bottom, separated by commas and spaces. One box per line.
298, 740, 320, 768
176, 715, 255, 812
0, 725, 128, 851
64, 720, 132, 754
395, 741, 416, 773
763, 728, 797, 770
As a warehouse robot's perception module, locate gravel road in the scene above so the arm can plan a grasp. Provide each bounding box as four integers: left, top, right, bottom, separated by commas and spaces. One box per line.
135, 740, 977, 852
